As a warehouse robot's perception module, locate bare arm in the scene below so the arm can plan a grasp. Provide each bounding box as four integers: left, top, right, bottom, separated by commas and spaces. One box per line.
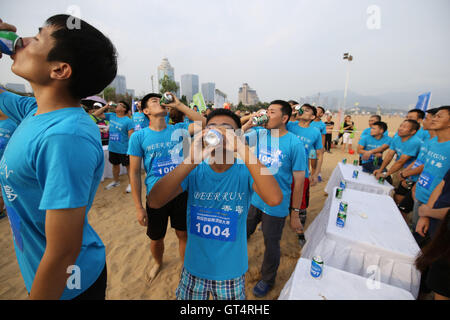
289, 171, 306, 232
29, 207, 86, 299
373, 149, 396, 177
129, 155, 148, 227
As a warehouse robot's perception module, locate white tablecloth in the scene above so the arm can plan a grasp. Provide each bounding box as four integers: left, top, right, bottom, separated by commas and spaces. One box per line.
303, 187, 421, 298
279, 258, 414, 300
102, 145, 128, 182
325, 162, 394, 195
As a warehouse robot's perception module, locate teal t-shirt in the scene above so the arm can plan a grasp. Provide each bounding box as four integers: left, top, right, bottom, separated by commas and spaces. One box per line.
388, 135, 422, 168
132, 112, 149, 131
310, 120, 326, 135
245, 128, 306, 217
286, 121, 323, 177
0, 91, 105, 300
127, 123, 190, 194
415, 138, 450, 203
0, 118, 18, 159
105, 113, 134, 154
181, 160, 254, 280
358, 134, 392, 164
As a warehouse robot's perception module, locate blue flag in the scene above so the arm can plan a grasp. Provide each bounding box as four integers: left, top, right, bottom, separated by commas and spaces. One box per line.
415, 92, 431, 112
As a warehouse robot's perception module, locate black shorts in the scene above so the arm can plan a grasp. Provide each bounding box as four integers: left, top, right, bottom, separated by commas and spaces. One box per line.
72, 264, 107, 300
426, 258, 450, 298
395, 182, 414, 196
146, 191, 188, 240
398, 190, 414, 214
109, 151, 130, 167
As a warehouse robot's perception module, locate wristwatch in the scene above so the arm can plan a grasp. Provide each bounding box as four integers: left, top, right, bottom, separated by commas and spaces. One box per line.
290, 207, 301, 213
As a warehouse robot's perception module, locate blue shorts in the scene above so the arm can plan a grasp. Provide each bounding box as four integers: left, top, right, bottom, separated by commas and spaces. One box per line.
176, 267, 246, 300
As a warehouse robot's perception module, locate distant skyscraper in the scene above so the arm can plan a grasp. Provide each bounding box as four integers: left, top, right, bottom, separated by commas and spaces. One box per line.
110, 75, 127, 95
126, 89, 135, 97
175, 81, 180, 98
5, 83, 26, 93
181, 74, 199, 103
201, 82, 215, 104
238, 83, 259, 105
157, 58, 175, 90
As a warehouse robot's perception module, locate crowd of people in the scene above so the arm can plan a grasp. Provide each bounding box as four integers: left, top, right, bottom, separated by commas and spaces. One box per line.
0, 15, 448, 301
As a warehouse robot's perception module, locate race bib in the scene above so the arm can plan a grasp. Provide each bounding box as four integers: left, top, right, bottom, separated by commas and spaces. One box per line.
6, 206, 23, 251
152, 156, 179, 177
109, 132, 121, 142
190, 205, 238, 242
258, 148, 281, 169
418, 171, 434, 190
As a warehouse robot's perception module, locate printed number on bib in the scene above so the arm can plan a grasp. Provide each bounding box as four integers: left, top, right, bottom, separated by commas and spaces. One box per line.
152, 157, 179, 177
418, 172, 434, 190
109, 133, 121, 142
190, 205, 238, 242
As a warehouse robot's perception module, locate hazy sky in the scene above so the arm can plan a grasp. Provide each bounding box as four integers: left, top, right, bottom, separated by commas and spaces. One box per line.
1, 0, 449, 104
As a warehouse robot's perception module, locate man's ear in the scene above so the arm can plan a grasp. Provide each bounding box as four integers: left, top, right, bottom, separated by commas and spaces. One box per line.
49, 62, 72, 81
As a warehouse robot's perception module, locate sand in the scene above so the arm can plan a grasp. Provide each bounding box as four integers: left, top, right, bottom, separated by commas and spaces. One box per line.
0, 115, 406, 300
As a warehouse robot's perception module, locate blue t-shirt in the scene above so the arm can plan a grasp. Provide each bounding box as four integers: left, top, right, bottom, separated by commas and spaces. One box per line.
358, 134, 392, 164
286, 121, 323, 177
105, 113, 134, 154
361, 127, 389, 138
245, 128, 306, 217
388, 135, 422, 168
0, 91, 105, 300
408, 136, 436, 182
414, 127, 431, 142
127, 123, 190, 194
310, 120, 326, 136
131, 112, 149, 132
0, 118, 17, 159
415, 138, 450, 204
181, 160, 254, 280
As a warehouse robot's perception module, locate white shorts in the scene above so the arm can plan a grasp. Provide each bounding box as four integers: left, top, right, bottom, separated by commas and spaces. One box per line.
343, 132, 352, 144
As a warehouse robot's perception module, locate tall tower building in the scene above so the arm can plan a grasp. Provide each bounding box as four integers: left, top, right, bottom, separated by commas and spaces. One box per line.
157, 58, 175, 90
110, 75, 127, 95
181, 74, 199, 103
201, 82, 215, 104
238, 83, 259, 105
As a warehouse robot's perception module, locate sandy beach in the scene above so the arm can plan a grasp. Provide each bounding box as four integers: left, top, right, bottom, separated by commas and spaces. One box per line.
0, 114, 406, 300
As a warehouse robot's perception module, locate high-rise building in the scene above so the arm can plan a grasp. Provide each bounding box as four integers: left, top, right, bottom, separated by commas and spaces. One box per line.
181, 74, 199, 103
238, 83, 259, 105
157, 58, 175, 90
110, 75, 127, 95
201, 82, 215, 104
214, 88, 227, 109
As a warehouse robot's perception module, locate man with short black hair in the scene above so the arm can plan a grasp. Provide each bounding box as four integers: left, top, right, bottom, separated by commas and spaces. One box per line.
374, 120, 422, 202
407, 109, 430, 142
93, 100, 134, 193
286, 104, 323, 245
357, 121, 391, 174
148, 108, 283, 300
243, 100, 306, 298
128, 92, 205, 282
0, 15, 117, 300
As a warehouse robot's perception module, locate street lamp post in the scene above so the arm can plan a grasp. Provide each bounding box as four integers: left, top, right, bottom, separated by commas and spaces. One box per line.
342, 53, 353, 111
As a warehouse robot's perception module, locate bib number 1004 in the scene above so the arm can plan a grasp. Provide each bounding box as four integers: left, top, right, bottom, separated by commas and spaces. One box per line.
195, 223, 230, 239
157, 165, 175, 176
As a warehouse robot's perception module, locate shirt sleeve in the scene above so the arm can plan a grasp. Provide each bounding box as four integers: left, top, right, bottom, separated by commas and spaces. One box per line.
37, 134, 103, 210
0, 91, 38, 125
181, 167, 196, 192
314, 132, 323, 150
358, 136, 367, 147
292, 140, 306, 172
127, 131, 143, 157
404, 139, 421, 157
127, 118, 134, 132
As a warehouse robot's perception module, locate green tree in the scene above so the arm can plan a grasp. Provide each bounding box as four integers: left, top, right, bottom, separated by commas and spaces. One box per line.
159, 75, 179, 94
103, 86, 116, 102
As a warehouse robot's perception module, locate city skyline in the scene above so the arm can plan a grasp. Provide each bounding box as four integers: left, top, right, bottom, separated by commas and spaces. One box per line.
1, 0, 449, 107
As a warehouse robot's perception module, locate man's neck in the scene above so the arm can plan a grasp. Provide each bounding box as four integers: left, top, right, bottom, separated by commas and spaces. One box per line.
32, 84, 80, 115
436, 128, 450, 143
400, 134, 412, 142
428, 130, 436, 139
298, 119, 311, 128
270, 126, 288, 137
116, 112, 127, 118
373, 134, 383, 140
149, 115, 167, 131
